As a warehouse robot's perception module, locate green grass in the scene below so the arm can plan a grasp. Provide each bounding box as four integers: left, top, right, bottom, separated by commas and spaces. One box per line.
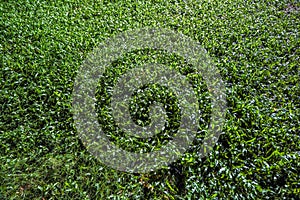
1, 0, 299, 199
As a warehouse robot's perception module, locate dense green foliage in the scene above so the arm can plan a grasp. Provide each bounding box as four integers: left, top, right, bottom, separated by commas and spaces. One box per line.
1, 0, 299, 199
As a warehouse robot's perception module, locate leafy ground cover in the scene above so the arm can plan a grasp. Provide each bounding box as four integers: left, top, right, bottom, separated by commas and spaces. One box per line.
1, 0, 299, 199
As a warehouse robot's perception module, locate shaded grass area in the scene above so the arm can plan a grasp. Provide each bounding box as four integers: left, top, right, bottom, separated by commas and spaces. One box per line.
1, 0, 299, 199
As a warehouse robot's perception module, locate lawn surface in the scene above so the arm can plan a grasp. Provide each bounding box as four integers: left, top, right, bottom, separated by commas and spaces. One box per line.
1, 0, 299, 199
